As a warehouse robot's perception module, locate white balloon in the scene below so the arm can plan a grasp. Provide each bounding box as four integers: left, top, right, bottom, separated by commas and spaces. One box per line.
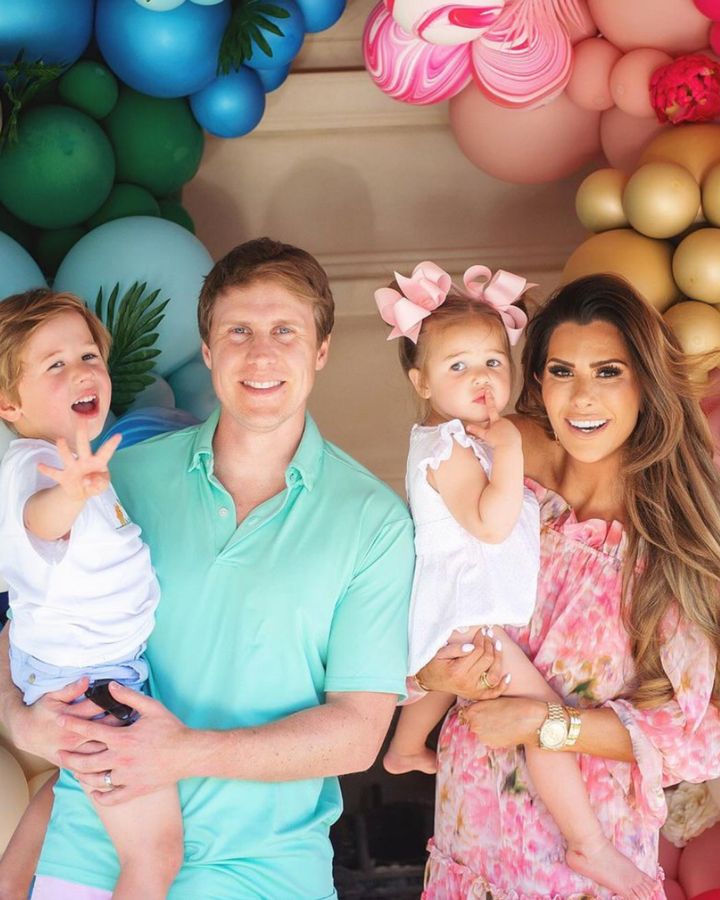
134, 0, 186, 10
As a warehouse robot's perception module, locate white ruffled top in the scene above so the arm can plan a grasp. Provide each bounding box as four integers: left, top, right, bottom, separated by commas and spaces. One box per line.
405, 419, 540, 675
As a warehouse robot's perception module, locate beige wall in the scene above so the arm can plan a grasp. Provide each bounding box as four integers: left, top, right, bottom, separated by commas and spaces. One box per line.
184, 0, 594, 493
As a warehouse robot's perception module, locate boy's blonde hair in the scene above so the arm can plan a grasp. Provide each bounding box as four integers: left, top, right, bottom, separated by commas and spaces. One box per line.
0, 289, 111, 403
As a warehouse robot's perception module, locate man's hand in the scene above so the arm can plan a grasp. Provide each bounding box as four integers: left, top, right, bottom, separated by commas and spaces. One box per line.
58, 682, 191, 805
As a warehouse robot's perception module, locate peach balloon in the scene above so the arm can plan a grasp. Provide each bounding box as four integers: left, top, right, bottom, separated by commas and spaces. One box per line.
609, 48, 673, 118
588, 0, 710, 54
562, 229, 679, 311
449, 86, 601, 184
673, 228, 720, 303
641, 124, 720, 182
575, 168, 629, 232
567, 38, 622, 111
0, 747, 29, 854
600, 106, 667, 172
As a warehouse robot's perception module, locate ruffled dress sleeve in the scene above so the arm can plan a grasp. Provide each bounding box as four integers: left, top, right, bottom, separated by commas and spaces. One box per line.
412, 418, 491, 478
605, 606, 720, 829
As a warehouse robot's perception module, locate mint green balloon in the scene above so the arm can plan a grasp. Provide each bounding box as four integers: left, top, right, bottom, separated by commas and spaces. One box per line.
103, 88, 203, 197
0, 106, 115, 229
59, 61, 119, 119
87, 183, 160, 229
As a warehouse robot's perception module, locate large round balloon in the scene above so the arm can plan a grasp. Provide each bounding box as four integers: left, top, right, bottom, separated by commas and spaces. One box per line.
587, 0, 710, 54
639, 123, 720, 181
0, 0, 93, 67
673, 228, 720, 304
364, 2, 471, 104
599, 106, 666, 172
96, 0, 231, 98
102, 406, 200, 450
0, 106, 115, 229
190, 68, 265, 138
664, 301, 720, 366
622, 162, 701, 239
575, 168, 629, 232
54, 217, 213, 377
103, 88, 204, 197
562, 229, 678, 311
58, 61, 119, 120
166, 354, 217, 420
0, 232, 46, 297
243, 0, 305, 70
609, 48, 673, 118
449, 86, 601, 184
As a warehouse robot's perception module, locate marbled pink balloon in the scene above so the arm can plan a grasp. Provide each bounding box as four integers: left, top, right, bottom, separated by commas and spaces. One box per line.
363, 1, 472, 104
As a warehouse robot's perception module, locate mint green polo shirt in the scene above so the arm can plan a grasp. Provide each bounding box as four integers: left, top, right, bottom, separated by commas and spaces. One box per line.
38, 411, 414, 899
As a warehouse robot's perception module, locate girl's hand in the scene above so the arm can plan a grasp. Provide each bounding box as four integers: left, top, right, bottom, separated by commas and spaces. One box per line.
467, 390, 521, 451
415, 630, 509, 701
458, 696, 546, 748
37, 423, 122, 502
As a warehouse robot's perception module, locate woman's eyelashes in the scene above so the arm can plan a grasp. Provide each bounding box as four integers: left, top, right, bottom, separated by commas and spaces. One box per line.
546, 364, 624, 379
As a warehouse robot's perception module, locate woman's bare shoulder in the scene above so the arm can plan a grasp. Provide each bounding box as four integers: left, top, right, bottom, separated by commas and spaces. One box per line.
508, 414, 557, 482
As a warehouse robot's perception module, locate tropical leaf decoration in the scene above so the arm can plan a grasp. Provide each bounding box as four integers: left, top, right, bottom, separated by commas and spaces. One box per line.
95, 282, 170, 416
218, 0, 291, 73
0, 51, 64, 151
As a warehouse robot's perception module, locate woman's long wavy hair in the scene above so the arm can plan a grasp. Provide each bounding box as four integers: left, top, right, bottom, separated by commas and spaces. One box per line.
516, 274, 720, 707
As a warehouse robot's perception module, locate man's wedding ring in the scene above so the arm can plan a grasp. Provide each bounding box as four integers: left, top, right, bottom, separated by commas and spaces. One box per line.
103, 770, 113, 789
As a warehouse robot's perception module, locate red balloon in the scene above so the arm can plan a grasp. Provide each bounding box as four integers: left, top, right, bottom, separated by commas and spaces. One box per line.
694, 0, 720, 20
449, 86, 601, 183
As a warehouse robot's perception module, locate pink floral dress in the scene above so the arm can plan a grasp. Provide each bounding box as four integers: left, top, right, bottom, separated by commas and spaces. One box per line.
423, 480, 720, 900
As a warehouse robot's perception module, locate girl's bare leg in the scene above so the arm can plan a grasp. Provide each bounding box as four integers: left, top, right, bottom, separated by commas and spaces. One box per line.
0, 774, 56, 900
383, 690, 455, 775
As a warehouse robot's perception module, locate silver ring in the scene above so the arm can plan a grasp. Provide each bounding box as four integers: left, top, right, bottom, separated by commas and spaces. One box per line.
103, 770, 113, 789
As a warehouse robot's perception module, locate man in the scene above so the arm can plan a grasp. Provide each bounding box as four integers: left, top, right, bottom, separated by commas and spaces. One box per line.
0, 238, 414, 898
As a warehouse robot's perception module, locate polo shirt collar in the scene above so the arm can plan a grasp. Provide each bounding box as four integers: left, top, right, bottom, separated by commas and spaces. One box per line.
188, 408, 323, 491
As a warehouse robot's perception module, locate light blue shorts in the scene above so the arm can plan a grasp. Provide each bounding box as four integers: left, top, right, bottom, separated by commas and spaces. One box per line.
9, 644, 148, 705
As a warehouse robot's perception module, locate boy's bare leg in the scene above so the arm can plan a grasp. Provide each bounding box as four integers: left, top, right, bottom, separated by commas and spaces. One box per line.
0, 774, 56, 900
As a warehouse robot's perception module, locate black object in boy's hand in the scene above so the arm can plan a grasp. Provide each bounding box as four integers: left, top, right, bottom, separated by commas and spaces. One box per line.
85, 679, 139, 725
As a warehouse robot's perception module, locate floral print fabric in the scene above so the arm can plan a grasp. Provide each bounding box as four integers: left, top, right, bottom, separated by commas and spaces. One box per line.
423, 480, 720, 899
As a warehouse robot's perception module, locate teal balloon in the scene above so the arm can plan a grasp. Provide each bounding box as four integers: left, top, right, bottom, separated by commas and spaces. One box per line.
103, 88, 204, 196
34, 226, 86, 277
54, 216, 213, 377
58, 61, 119, 119
243, 0, 305, 70
87, 184, 161, 229
0, 106, 115, 229
0, 0, 93, 67
0, 231, 46, 297
166, 354, 217, 420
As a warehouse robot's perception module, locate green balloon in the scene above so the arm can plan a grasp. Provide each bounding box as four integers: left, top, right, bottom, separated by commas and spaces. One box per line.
59, 61, 119, 120
0, 105, 115, 229
158, 199, 195, 234
103, 88, 204, 197
87, 183, 160, 229
0, 205, 37, 253
35, 225, 86, 277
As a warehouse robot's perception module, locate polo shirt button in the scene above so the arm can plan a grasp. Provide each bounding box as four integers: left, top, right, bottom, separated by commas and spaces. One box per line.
218, 507, 229, 518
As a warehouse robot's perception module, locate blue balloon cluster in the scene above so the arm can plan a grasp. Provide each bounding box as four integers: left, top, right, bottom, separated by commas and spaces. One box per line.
101, 406, 200, 450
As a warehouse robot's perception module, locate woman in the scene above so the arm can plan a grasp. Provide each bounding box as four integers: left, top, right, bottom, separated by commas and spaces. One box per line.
415, 274, 720, 898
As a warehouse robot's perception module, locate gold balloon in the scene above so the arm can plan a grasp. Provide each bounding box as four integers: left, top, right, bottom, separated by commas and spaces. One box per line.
672, 228, 720, 303
640, 123, 720, 182
0, 746, 29, 854
575, 168, 629, 232
622, 162, 700, 239
664, 301, 720, 377
701, 162, 720, 226
562, 229, 679, 311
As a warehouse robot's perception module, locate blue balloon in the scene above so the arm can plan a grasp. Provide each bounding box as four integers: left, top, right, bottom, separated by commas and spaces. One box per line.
243, 0, 305, 70
102, 406, 199, 450
0, 0, 93, 67
166, 354, 217, 421
0, 231, 46, 299
190, 68, 265, 138
54, 216, 213, 377
127, 372, 176, 412
96, 0, 231, 98
256, 64, 290, 93
295, 0, 345, 33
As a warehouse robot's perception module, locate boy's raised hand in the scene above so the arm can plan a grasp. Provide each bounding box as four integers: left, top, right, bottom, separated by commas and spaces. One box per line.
37, 422, 122, 502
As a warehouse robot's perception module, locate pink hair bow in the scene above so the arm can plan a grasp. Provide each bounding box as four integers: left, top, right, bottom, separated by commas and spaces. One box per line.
459, 265, 535, 346
374, 261, 452, 343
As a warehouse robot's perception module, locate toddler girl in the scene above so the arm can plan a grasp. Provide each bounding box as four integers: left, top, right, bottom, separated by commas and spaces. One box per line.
376, 262, 656, 899
0, 289, 182, 899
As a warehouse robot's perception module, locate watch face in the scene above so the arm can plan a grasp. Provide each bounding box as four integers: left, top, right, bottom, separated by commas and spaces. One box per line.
540, 719, 566, 749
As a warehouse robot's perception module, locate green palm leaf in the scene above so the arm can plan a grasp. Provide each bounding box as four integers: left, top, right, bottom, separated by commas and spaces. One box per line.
218, 0, 291, 73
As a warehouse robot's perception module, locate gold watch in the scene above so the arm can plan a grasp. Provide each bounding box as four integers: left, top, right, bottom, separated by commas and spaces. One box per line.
565, 706, 582, 747
537, 703, 569, 750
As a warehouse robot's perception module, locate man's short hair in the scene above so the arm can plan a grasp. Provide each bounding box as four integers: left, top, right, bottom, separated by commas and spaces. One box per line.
0, 289, 111, 404
198, 237, 335, 345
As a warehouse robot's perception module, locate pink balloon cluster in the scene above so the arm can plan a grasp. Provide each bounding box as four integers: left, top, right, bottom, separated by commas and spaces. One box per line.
363, 0, 720, 184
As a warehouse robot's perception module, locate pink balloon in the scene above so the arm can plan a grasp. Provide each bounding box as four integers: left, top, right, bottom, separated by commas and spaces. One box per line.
588, 0, 710, 54
600, 105, 667, 171
694, 0, 720, 19
609, 48, 673, 117
566, 0, 598, 43
449, 86, 601, 183
363, 1, 472, 104
567, 38, 622, 110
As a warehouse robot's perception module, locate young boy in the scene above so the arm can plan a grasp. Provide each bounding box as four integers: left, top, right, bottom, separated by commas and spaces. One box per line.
0, 289, 182, 899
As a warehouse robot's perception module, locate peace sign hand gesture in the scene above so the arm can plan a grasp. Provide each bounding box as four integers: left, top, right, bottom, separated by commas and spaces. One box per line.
37, 422, 122, 503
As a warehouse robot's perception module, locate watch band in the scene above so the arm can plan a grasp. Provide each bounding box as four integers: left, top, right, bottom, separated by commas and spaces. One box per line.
564, 706, 582, 747
546, 703, 565, 725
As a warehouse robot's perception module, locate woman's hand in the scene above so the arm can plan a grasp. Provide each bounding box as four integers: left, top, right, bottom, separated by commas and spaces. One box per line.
458, 696, 546, 748
415, 629, 509, 701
